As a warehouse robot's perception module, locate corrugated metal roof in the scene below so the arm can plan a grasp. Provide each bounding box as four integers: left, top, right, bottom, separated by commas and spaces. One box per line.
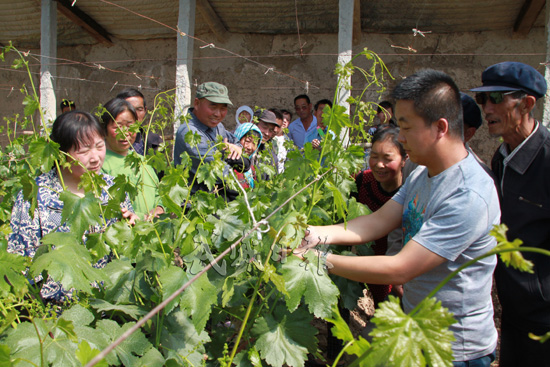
0, 0, 546, 48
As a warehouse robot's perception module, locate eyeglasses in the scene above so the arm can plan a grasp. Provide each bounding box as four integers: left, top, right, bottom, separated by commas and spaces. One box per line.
474, 91, 516, 105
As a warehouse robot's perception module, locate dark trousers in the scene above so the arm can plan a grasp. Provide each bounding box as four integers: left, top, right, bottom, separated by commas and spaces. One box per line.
499, 318, 550, 367
452, 350, 495, 367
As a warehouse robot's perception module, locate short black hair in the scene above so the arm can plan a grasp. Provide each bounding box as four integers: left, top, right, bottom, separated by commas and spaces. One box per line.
314, 99, 333, 111
376, 101, 393, 114
101, 98, 138, 131
294, 94, 311, 105
371, 125, 406, 159
392, 69, 463, 139
116, 88, 146, 108
269, 108, 284, 120
60, 99, 76, 110
51, 110, 104, 153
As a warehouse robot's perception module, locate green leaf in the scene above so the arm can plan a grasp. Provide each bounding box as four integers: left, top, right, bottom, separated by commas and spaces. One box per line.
4, 318, 82, 367
31, 232, 104, 295
89, 298, 147, 320
0, 250, 28, 297
60, 190, 102, 239
104, 220, 136, 259
0, 344, 13, 367
76, 340, 108, 367
252, 305, 318, 367
280, 255, 339, 318
96, 319, 152, 366
137, 347, 165, 367
365, 296, 455, 367
491, 224, 534, 273
325, 303, 370, 358
160, 310, 211, 366
28, 138, 61, 173
22, 94, 39, 117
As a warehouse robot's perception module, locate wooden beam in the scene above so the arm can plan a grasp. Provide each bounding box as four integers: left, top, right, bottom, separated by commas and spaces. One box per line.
55, 0, 113, 46
196, 0, 227, 41
353, 0, 361, 45
514, 0, 546, 36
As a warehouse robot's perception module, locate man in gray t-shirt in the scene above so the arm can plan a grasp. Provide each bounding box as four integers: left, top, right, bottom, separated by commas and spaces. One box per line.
299, 69, 499, 365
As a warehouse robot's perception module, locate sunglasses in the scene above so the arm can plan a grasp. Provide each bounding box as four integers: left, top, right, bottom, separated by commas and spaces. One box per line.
474, 91, 516, 105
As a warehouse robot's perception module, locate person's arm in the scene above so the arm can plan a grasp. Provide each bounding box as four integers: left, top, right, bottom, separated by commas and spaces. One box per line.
324, 239, 447, 285
301, 199, 403, 248
223, 138, 242, 160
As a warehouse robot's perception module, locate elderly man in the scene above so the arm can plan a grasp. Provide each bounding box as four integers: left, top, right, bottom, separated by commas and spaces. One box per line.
471, 61, 550, 367
254, 109, 282, 175
300, 69, 500, 366
173, 82, 242, 199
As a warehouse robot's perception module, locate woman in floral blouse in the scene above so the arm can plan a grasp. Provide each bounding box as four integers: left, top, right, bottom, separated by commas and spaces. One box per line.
8, 110, 137, 302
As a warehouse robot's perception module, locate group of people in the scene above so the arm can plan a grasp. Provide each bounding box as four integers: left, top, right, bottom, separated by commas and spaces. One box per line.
6, 60, 549, 366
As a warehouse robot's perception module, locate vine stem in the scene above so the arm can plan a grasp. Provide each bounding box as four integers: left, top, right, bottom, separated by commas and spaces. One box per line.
85, 167, 334, 367
227, 227, 285, 366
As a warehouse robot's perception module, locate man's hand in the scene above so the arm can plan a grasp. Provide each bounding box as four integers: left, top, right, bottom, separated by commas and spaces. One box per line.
224, 138, 242, 160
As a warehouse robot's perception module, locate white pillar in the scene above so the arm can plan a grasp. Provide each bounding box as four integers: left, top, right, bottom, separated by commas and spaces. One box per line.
40, 0, 57, 131
543, 3, 550, 125
337, 0, 354, 145
174, 0, 196, 134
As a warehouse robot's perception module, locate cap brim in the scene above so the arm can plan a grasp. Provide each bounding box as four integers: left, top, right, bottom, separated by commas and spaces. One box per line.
260, 120, 281, 127
205, 96, 233, 106
470, 85, 523, 93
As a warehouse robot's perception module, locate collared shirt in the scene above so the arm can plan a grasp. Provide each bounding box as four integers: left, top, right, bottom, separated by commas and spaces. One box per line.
173, 111, 236, 193
287, 116, 317, 149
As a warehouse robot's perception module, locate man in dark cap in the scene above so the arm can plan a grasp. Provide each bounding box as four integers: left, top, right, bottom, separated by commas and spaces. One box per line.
472, 61, 549, 367
254, 109, 282, 176
174, 82, 243, 199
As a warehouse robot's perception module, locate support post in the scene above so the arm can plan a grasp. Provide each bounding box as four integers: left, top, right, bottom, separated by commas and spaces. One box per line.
174, 0, 196, 134
40, 0, 57, 131
337, 0, 354, 146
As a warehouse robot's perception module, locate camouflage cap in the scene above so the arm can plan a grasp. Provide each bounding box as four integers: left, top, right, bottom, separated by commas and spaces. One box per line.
196, 82, 233, 105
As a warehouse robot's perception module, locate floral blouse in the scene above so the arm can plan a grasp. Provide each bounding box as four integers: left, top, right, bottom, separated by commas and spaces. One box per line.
8, 168, 134, 302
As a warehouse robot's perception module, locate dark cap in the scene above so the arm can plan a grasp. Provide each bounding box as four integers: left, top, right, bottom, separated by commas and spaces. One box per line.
460, 92, 482, 129
255, 110, 280, 126
470, 62, 547, 99
196, 82, 233, 105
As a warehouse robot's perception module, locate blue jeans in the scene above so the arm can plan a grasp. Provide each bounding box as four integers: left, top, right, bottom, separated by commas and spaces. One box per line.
452, 350, 496, 367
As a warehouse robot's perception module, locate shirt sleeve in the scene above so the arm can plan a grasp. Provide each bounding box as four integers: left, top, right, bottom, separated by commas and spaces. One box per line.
8, 190, 41, 258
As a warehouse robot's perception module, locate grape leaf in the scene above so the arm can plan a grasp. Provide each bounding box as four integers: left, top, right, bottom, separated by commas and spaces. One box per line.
28, 138, 61, 174
490, 224, 534, 273
60, 190, 102, 239
30, 232, 104, 296
160, 310, 211, 366
4, 318, 80, 367
22, 94, 39, 117
252, 305, 317, 367
280, 254, 339, 318
75, 340, 108, 367
365, 296, 455, 367
89, 298, 147, 320
325, 303, 371, 358
159, 266, 218, 332
96, 319, 152, 366
0, 250, 28, 297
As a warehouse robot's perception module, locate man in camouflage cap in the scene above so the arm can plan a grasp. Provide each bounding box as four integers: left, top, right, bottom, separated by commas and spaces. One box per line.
174, 82, 243, 199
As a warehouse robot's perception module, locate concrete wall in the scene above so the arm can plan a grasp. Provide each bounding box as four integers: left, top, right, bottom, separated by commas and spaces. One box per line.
0, 27, 546, 164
